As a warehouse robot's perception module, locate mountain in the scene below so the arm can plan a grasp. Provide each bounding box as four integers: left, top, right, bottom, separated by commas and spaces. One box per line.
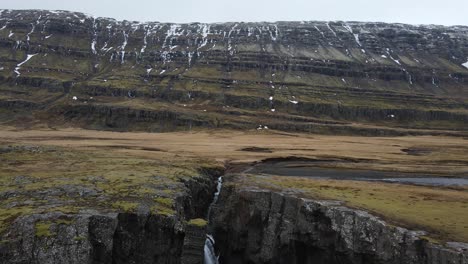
0, 9, 468, 135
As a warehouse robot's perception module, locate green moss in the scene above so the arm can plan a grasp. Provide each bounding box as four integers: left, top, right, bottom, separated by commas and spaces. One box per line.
421, 235, 442, 245
154, 197, 173, 208
150, 205, 175, 216
188, 218, 208, 227
0, 206, 35, 235
73, 236, 87, 241
35, 221, 53, 238
112, 201, 139, 212
56, 219, 74, 225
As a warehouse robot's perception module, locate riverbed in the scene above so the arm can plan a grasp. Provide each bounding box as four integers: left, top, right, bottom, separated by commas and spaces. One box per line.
250, 159, 468, 187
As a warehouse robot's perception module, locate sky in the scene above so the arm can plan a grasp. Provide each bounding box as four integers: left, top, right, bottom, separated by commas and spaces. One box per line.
1, 0, 467, 26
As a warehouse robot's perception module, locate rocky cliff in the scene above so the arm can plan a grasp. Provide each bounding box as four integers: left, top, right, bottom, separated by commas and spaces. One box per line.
210, 180, 468, 264
0, 9, 468, 134
0, 165, 223, 264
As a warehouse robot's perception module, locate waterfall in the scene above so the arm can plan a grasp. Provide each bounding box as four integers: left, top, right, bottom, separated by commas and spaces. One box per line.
204, 176, 223, 264
204, 235, 218, 264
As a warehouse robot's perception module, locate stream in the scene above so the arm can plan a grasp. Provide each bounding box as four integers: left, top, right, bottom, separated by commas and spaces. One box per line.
204, 176, 223, 264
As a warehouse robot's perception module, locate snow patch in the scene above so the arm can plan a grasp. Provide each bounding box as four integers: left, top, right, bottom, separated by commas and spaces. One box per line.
163, 24, 182, 48
91, 18, 97, 55
462, 60, 468, 69
326, 22, 337, 37
26, 16, 40, 43
198, 24, 211, 50
269, 24, 279, 41
91, 40, 97, 54
120, 31, 128, 63
188, 51, 194, 66
14, 53, 38, 76
314, 26, 325, 38
353, 33, 361, 46
385, 48, 401, 65
161, 51, 171, 64
390, 57, 401, 65
227, 24, 238, 54
141, 25, 149, 53
342, 23, 353, 34
247, 27, 254, 37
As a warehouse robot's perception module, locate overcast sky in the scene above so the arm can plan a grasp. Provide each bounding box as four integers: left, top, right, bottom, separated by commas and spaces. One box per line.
2, 0, 467, 26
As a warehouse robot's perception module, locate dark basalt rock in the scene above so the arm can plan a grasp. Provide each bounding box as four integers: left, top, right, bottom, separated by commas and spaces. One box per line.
210, 184, 468, 264
0, 170, 222, 264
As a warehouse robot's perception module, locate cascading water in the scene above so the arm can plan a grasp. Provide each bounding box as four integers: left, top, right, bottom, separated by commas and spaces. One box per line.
204, 176, 223, 264
204, 235, 218, 264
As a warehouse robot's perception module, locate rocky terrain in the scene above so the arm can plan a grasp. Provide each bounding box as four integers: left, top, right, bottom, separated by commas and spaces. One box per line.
0, 9, 468, 135
0, 143, 224, 264
211, 180, 468, 264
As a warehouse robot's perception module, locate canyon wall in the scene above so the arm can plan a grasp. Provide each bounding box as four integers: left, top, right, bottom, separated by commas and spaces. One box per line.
210, 182, 468, 264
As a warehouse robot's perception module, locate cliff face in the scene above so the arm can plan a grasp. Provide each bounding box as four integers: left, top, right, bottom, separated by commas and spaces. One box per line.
0, 171, 221, 264
0, 9, 468, 134
210, 183, 468, 264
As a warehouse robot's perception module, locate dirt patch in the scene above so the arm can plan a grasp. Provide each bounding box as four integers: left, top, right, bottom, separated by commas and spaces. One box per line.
92, 145, 164, 152
239, 147, 273, 153
259, 155, 374, 164
401, 147, 432, 156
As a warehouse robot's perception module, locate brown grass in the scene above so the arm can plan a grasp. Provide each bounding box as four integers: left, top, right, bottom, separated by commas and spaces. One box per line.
0, 126, 466, 175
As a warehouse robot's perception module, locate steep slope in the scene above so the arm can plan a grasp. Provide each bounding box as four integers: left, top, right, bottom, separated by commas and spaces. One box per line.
0, 9, 468, 134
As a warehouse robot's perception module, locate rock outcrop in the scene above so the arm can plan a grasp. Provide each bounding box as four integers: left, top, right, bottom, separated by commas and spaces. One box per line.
211, 182, 468, 264
0, 169, 223, 264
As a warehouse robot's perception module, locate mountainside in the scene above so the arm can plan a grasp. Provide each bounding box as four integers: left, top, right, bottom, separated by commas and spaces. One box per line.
1, 9, 468, 134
